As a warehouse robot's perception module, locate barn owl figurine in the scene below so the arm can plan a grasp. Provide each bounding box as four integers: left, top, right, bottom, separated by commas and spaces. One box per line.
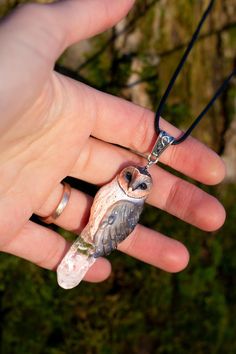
57, 165, 153, 289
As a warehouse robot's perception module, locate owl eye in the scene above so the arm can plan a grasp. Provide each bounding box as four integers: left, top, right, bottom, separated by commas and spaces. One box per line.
139, 183, 148, 190
125, 171, 132, 182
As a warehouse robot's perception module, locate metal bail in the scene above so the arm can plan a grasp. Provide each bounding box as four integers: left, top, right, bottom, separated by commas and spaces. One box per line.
147, 130, 175, 167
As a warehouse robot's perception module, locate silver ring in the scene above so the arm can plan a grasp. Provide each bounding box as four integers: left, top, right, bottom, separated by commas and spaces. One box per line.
41, 182, 71, 224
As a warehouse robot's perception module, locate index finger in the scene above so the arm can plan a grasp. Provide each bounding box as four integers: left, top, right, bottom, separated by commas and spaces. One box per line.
90, 89, 225, 185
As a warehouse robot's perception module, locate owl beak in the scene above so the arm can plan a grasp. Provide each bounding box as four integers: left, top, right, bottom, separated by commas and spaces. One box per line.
128, 170, 140, 191
128, 181, 139, 191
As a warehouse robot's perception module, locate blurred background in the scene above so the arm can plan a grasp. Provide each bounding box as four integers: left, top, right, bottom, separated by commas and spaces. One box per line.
0, 1, 235, 353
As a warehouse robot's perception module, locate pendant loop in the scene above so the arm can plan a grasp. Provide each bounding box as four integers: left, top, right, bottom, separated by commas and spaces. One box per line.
147, 130, 175, 167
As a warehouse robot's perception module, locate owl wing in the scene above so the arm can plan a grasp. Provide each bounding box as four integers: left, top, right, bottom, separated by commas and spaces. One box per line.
93, 200, 144, 258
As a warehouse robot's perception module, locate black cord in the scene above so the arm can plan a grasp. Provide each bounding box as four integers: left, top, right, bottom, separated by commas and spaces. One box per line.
154, 0, 236, 145
174, 68, 236, 144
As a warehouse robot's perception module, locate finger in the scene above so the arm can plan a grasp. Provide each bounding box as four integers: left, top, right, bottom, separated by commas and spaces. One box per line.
1, 221, 111, 283
118, 224, 190, 273
147, 165, 226, 232
4, 0, 135, 61
55, 76, 225, 185
89, 88, 225, 185
69, 137, 226, 231
36, 183, 93, 232
49, 0, 135, 51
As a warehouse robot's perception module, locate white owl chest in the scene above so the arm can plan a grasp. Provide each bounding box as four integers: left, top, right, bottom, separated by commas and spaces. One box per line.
88, 177, 140, 236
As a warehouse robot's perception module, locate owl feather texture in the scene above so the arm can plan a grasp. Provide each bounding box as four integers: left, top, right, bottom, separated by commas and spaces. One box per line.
57, 166, 153, 289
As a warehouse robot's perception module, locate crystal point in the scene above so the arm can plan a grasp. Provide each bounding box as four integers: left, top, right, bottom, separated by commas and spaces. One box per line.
57, 245, 95, 289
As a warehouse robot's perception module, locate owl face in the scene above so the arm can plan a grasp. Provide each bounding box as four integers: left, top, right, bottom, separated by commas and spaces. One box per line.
117, 166, 153, 199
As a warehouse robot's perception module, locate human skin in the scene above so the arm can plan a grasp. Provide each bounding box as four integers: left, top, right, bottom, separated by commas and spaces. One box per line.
0, 0, 226, 283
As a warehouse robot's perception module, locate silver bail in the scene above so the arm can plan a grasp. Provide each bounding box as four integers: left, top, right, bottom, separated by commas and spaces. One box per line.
147, 130, 175, 167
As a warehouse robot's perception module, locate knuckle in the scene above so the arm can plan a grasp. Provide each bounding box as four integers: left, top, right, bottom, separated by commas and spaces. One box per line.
77, 141, 94, 172
37, 240, 67, 270
166, 144, 180, 167
130, 108, 153, 153
165, 179, 197, 221
0, 222, 25, 252
122, 226, 140, 254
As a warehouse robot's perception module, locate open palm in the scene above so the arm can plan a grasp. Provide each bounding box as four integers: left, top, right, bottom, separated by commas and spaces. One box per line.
0, 0, 225, 283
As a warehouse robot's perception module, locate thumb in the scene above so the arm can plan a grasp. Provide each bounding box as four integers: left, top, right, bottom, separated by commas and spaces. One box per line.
50, 0, 136, 49
2, 0, 135, 62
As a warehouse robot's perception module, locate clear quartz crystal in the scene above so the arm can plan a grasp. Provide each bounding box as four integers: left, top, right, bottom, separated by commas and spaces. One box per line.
57, 244, 96, 289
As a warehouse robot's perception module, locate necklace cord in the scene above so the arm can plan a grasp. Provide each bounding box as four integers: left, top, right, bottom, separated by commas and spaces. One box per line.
174, 68, 236, 145
154, 0, 236, 145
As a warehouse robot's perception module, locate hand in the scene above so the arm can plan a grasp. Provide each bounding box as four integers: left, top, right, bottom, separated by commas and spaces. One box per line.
0, 0, 225, 283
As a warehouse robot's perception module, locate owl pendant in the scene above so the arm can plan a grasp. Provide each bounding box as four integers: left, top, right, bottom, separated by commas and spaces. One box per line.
57, 166, 153, 289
